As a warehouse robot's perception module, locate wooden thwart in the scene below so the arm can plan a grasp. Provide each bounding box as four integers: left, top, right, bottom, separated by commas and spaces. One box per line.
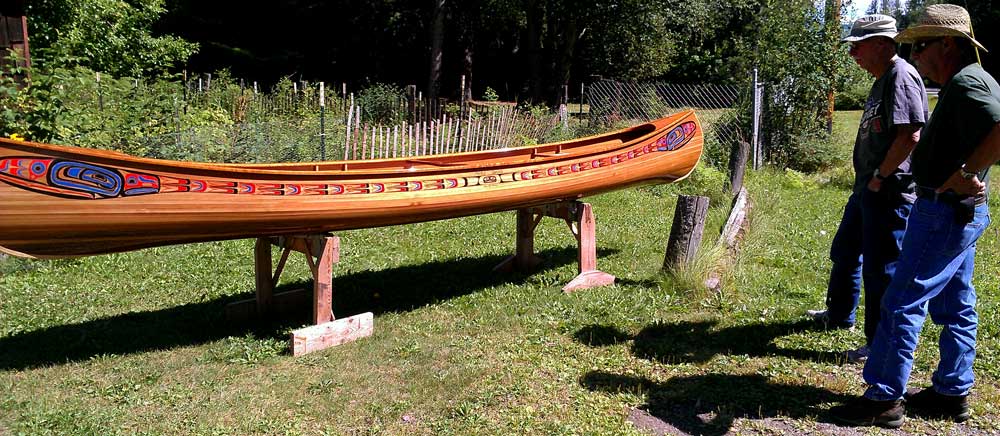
225, 234, 373, 356
495, 201, 615, 292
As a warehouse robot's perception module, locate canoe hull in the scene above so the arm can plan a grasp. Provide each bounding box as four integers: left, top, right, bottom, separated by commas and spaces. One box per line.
0, 111, 702, 258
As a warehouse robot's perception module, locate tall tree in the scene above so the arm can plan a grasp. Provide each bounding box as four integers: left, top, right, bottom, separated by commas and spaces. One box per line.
27, 0, 197, 76
428, 0, 446, 100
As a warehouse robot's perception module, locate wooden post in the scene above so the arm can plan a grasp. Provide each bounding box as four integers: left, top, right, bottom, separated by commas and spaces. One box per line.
719, 187, 751, 250
728, 140, 749, 194
254, 238, 274, 316
225, 234, 373, 356
495, 201, 615, 292
663, 195, 710, 269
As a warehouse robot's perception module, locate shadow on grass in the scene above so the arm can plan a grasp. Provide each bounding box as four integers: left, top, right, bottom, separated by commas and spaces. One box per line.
580, 371, 851, 436
0, 246, 614, 370
574, 318, 844, 364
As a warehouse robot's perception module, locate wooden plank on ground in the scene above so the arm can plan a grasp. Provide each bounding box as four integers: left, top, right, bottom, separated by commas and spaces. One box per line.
291, 312, 374, 356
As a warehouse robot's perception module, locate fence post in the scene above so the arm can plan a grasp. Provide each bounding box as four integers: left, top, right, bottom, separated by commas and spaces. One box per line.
319, 82, 326, 160
96, 72, 103, 112
580, 83, 585, 116
460, 75, 466, 121
751, 68, 763, 170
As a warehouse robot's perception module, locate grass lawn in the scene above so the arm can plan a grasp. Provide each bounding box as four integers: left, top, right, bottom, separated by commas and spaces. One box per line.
2, 111, 1000, 435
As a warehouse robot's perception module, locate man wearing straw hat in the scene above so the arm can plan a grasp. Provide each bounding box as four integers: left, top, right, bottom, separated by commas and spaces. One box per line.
805, 13, 927, 364
832, 4, 1000, 428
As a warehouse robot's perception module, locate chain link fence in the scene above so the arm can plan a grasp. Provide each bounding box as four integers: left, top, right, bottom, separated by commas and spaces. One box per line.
585, 79, 758, 168
50, 73, 762, 167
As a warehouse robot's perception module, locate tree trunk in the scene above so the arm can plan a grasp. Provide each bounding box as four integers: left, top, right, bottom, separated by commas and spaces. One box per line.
824, 0, 841, 132
428, 0, 446, 101
551, 15, 579, 106
525, 0, 544, 102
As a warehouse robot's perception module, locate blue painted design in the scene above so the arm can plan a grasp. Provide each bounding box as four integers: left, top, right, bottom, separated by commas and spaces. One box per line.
49, 161, 122, 198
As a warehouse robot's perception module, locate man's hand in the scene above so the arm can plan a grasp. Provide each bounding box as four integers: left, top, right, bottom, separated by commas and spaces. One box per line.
867, 177, 883, 192
936, 170, 986, 196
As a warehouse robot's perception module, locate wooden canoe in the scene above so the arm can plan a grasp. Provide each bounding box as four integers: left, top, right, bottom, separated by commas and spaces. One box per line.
0, 110, 702, 259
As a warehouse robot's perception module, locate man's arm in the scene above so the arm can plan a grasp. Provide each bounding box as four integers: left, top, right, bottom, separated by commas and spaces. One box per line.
868, 124, 920, 192
937, 122, 1000, 195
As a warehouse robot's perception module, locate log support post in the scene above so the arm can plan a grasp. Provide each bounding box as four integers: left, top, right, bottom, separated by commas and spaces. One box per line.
663, 195, 710, 270
495, 201, 615, 293
226, 234, 373, 356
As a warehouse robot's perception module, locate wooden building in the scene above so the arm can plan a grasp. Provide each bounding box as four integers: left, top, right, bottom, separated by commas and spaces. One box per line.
0, 0, 30, 82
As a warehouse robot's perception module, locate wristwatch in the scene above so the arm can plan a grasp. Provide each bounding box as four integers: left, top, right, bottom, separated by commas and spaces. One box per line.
873, 169, 887, 181
959, 165, 978, 180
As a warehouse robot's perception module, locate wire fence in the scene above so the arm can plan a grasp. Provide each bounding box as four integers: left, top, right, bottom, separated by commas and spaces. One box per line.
585, 79, 756, 167
54, 72, 761, 166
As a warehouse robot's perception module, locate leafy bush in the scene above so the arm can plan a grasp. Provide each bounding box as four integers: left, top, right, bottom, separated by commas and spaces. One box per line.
769, 130, 846, 173
27, 0, 197, 76
357, 83, 406, 125
835, 63, 872, 110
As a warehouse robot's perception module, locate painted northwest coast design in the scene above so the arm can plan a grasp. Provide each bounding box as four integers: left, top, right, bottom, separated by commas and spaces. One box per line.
0, 122, 697, 200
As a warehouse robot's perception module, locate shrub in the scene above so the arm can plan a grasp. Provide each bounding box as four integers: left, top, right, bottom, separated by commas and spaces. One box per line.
769, 130, 846, 173
357, 83, 406, 125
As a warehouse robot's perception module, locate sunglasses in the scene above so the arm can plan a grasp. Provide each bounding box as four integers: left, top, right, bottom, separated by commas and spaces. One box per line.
912, 38, 944, 54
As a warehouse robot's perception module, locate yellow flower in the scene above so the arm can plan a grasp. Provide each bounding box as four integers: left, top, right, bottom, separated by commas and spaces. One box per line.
9, 134, 24, 141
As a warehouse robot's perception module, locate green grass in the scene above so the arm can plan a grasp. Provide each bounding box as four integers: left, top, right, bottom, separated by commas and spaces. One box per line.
1, 111, 999, 435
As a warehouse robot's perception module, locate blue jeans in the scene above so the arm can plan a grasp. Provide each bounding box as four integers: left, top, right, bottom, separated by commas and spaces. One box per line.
825, 190, 911, 344
863, 198, 990, 400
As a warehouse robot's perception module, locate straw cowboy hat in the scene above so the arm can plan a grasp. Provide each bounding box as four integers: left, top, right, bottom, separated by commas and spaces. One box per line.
842, 14, 898, 42
896, 4, 988, 52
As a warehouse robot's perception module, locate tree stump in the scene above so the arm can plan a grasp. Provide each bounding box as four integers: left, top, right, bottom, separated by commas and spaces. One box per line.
728, 139, 749, 194
663, 195, 710, 270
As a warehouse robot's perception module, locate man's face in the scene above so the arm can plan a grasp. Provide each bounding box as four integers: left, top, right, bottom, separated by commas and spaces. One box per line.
848, 38, 886, 75
909, 37, 946, 80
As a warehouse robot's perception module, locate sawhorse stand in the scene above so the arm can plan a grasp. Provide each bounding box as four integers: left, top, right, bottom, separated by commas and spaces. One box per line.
494, 201, 615, 292
226, 234, 373, 356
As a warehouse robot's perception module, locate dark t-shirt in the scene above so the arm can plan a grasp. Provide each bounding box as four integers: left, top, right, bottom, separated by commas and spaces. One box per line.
853, 56, 928, 196
912, 63, 1000, 191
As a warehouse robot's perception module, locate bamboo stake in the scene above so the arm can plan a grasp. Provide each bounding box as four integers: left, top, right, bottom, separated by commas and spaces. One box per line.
417, 122, 423, 156
361, 123, 368, 160
442, 116, 448, 154
436, 119, 443, 155
498, 106, 508, 148
450, 117, 458, 154
344, 104, 354, 160
353, 107, 362, 160
430, 121, 436, 156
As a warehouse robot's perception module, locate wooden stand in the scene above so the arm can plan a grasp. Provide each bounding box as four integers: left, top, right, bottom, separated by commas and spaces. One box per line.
495, 201, 615, 293
226, 234, 373, 356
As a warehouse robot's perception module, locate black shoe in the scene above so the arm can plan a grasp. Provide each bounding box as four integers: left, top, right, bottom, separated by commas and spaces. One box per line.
830, 396, 905, 428
904, 387, 971, 422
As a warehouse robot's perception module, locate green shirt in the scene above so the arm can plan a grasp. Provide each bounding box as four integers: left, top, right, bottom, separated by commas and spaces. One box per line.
912, 63, 1000, 190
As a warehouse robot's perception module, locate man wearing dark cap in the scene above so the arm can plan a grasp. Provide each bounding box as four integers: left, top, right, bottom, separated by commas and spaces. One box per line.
832, 4, 1000, 428
806, 13, 927, 363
